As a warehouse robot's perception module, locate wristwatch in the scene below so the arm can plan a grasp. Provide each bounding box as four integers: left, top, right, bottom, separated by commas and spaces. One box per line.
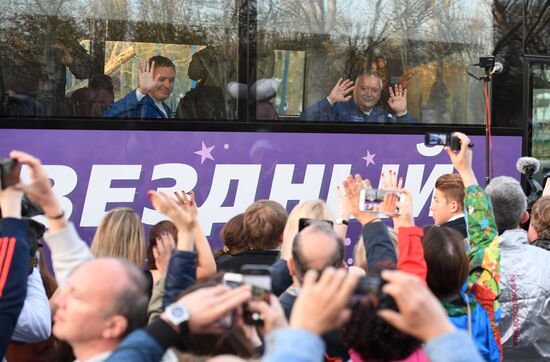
336, 217, 349, 226
165, 304, 190, 333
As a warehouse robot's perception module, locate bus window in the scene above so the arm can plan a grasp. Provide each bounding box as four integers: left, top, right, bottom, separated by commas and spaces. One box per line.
257, 0, 494, 125
0, 0, 239, 121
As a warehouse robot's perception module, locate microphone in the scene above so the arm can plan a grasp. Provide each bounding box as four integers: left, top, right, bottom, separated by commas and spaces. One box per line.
490, 62, 504, 76
516, 156, 540, 177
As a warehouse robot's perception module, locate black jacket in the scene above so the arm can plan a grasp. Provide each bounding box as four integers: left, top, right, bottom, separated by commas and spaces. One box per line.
441, 217, 468, 239
215, 249, 280, 272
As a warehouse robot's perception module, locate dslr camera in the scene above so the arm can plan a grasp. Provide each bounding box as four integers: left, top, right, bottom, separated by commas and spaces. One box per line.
353, 275, 397, 311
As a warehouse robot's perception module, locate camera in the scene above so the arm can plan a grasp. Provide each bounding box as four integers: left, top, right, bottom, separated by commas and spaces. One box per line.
298, 218, 334, 232
220, 265, 272, 328
358, 188, 401, 215
353, 275, 397, 311
424, 132, 463, 151
0, 158, 21, 190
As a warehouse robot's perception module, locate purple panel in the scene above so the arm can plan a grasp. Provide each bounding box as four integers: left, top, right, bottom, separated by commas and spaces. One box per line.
0, 129, 523, 263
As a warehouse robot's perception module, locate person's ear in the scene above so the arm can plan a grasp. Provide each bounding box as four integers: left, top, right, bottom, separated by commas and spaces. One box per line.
102, 315, 128, 339
287, 258, 296, 277
449, 200, 459, 213
520, 211, 530, 225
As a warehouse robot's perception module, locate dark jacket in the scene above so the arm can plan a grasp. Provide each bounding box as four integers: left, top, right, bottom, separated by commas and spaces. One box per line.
103, 90, 171, 119
362, 221, 397, 272
269, 259, 292, 296
162, 251, 197, 309
301, 97, 415, 123
0, 218, 30, 356
442, 217, 468, 239
279, 289, 349, 361
215, 249, 280, 272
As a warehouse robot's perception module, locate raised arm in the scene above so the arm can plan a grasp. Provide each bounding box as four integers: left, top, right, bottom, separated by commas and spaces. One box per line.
10, 150, 92, 287
0, 187, 30, 356
343, 175, 396, 273
445, 133, 499, 304
148, 191, 198, 309
300, 78, 354, 121
384, 186, 427, 282
174, 191, 216, 280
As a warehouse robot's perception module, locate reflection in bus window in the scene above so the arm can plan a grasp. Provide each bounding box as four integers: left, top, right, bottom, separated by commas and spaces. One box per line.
273, 50, 305, 117
258, 0, 493, 124
176, 46, 234, 120
0, 14, 92, 117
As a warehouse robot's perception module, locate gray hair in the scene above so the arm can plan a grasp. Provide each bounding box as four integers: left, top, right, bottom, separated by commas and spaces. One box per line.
486, 176, 527, 234
355, 71, 384, 89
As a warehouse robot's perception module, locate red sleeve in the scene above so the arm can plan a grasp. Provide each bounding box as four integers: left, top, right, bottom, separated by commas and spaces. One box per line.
397, 226, 427, 284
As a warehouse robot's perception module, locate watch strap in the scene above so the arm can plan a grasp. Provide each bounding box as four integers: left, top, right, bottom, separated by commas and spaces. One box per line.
146, 317, 183, 351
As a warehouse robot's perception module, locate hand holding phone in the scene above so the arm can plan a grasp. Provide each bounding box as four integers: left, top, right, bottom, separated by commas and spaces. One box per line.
424, 132, 474, 151
0, 158, 21, 190
359, 188, 401, 216
241, 265, 272, 326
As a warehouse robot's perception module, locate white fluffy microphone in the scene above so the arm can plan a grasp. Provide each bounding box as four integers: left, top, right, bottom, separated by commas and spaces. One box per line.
490, 62, 504, 76
516, 157, 540, 175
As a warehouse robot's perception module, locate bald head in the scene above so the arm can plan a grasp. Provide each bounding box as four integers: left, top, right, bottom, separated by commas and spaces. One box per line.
291, 221, 344, 284
53, 258, 148, 349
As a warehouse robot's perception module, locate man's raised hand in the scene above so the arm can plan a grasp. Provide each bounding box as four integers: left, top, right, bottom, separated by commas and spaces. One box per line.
138, 60, 160, 95
388, 84, 407, 114
328, 78, 355, 105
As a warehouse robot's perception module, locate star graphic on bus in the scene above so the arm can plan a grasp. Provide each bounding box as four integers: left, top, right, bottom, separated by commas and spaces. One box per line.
194, 141, 215, 164
362, 150, 376, 167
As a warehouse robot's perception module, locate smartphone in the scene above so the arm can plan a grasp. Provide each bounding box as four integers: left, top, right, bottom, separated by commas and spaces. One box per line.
241, 264, 272, 325
424, 132, 461, 151
298, 218, 334, 232
358, 188, 400, 215
0, 158, 21, 190
219, 272, 244, 328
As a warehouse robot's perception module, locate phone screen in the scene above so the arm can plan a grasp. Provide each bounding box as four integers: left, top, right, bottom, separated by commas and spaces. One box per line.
425, 133, 448, 146
358, 188, 401, 215
241, 265, 272, 325
0, 159, 21, 190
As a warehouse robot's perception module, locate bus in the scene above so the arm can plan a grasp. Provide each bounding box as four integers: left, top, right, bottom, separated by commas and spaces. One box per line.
1, 0, 548, 259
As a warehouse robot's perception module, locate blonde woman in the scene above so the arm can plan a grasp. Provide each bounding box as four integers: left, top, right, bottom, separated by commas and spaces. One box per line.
280, 199, 337, 260
90, 207, 147, 268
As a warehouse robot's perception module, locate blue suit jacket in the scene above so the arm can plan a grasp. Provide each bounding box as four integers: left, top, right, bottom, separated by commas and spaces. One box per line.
301, 97, 415, 123
103, 90, 171, 119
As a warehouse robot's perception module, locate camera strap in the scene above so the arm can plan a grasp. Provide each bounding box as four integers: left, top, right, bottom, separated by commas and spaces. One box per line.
464, 292, 472, 338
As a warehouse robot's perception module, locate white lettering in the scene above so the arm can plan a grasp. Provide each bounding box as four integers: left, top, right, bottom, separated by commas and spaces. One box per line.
80, 165, 142, 227
269, 164, 325, 208
416, 142, 444, 157
404, 164, 454, 216
199, 164, 261, 236
326, 164, 352, 218
142, 163, 198, 225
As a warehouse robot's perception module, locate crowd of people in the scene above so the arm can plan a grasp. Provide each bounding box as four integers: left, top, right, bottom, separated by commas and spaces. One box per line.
1, 132, 550, 362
